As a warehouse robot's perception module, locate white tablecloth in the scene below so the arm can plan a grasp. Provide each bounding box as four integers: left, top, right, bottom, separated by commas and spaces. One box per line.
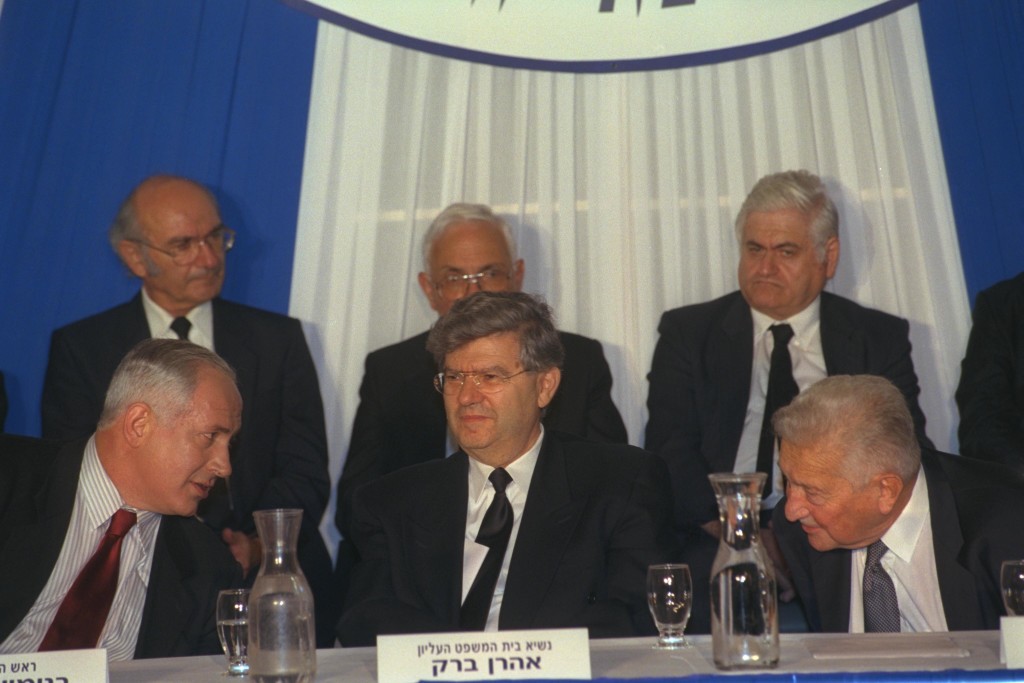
110, 631, 1011, 682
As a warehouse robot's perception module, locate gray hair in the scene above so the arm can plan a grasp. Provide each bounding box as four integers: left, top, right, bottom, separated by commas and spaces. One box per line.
426, 291, 564, 371
422, 203, 517, 272
772, 375, 920, 487
108, 175, 220, 252
734, 170, 838, 260
99, 338, 237, 428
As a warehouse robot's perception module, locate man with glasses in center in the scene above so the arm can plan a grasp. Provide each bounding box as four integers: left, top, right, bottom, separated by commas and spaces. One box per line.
40, 174, 335, 646
337, 291, 673, 644
335, 203, 627, 572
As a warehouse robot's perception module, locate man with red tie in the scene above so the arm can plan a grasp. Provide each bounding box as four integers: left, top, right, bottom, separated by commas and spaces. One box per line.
0, 339, 242, 659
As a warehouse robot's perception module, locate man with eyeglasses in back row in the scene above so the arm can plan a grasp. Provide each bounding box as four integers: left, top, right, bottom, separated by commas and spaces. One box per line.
334, 203, 628, 583
40, 174, 337, 646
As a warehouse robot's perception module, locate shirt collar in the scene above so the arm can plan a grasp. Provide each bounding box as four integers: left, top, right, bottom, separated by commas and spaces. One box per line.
467, 425, 545, 503
751, 295, 821, 343
81, 436, 126, 531
86, 434, 160, 530
881, 465, 929, 564
140, 287, 214, 346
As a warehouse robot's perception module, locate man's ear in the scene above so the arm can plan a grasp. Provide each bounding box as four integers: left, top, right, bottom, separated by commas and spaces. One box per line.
536, 366, 561, 409
418, 271, 444, 314
122, 402, 153, 447
117, 240, 148, 279
510, 259, 525, 291
875, 472, 905, 516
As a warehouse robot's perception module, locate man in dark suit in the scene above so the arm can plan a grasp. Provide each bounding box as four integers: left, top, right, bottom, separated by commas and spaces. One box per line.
645, 170, 931, 632
335, 204, 627, 576
1, 340, 242, 659
956, 271, 1024, 467
40, 175, 334, 645
338, 292, 675, 646
773, 375, 1024, 632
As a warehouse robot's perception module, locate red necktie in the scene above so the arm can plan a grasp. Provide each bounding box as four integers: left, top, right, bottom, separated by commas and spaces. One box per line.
39, 508, 138, 651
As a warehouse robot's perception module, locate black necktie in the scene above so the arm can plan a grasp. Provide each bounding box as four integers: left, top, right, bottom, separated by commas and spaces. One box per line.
170, 316, 192, 340
460, 468, 514, 630
756, 324, 799, 494
863, 540, 901, 632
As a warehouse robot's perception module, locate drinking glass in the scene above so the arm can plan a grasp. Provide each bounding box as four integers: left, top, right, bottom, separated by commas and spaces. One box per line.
1001, 560, 1024, 616
647, 563, 692, 649
217, 588, 250, 676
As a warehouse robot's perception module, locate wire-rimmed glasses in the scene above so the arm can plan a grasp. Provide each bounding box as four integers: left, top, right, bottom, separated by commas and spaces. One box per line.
434, 369, 531, 395
128, 224, 236, 265
434, 267, 510, 300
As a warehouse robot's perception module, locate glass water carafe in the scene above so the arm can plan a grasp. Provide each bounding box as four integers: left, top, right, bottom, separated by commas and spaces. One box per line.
248, 509, 317, 683
708, 473, 779, 669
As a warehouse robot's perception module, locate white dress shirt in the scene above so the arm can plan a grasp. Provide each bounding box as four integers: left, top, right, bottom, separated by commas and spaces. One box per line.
0, 437, 162, 660
461, 427, 543, 631
848, 469, 948, 633
736, 298, 827, 508
141, 287, 214, 350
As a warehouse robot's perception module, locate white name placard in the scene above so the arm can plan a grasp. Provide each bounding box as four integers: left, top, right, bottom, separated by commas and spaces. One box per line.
0, 648, 108, 683
377, 628, 591, 683
1000, 616, 1024, 667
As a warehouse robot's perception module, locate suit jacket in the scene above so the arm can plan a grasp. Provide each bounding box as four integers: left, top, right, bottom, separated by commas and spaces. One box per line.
956, 272, 1024, 466
0, 434, 241, 658
774, 448, 1024, 632
645, 290, 932, 528
337, 431, 676, 646
335, 329, 627, 538
40, 294, 336, 645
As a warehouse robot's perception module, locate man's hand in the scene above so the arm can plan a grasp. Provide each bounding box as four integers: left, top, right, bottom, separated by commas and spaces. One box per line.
222, 528, 263, 577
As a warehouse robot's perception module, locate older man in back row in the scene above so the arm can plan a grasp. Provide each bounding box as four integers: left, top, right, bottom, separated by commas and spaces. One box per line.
1, 339, 241, 659
41, 174, 334, 645
338, 292, 674, 645
645, 169, 932, 631
335, 203, 628, 593
774, 375, 1024, 632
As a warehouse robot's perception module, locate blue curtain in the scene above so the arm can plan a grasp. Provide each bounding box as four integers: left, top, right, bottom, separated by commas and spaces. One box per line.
0, 0, 317, 436
919, 0, 1024, 305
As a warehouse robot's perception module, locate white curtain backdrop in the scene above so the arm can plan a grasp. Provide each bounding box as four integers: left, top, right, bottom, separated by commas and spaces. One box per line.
290, 4, 969, 547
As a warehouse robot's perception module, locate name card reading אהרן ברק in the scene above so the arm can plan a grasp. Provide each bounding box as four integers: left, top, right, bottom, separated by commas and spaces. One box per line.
1000, 616, 1024, 667
0, 647, 109, 683
377, 628, 591, 683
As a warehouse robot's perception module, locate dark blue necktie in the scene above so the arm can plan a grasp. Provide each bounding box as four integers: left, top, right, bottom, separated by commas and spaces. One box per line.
863, 540, 901, 632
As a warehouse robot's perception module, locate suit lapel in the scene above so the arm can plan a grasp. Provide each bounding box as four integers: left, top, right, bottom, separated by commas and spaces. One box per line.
135, 517, 207, 658
819, 292, 864, 375
500, 437, 582, 629
411, 337, 448, 455
407, 454, 468, 624
211, 299, 257, 408
808, 547, 852, 632
715, 295, 754, 464
923, 459, 984, 629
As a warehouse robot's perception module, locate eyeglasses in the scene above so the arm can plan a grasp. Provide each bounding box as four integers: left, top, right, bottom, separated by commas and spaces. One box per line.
434, 369, 531, 395
129, 225, 236, 266
434, 268, 510, 300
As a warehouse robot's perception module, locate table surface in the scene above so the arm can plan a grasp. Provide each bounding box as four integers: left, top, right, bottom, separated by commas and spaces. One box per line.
109, 631, 1016, 682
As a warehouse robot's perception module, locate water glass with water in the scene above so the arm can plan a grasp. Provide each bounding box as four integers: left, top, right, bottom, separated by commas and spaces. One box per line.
217, 588, 250, 676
